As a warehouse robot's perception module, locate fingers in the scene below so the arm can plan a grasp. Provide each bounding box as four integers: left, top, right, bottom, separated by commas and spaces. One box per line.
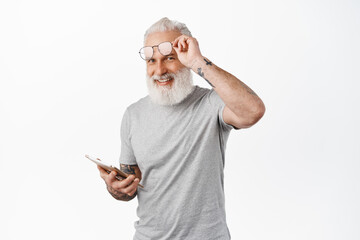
177, 37, 186, 51
112, 175, 140, 196
121, 177, 140, 196
97, 166, 122, 185
107, 171, 119, 185
172, 38, 179, 47
173, 35, 194, 52
97, 165, 110, 180
98, 167, 140, 196
111, 174, 133, 188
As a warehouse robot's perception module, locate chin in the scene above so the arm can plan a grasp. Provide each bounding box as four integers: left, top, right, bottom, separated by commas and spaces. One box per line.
147, 68, 194, 106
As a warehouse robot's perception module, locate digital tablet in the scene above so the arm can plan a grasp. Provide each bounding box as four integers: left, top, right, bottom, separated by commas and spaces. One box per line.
85, 154, 144, 188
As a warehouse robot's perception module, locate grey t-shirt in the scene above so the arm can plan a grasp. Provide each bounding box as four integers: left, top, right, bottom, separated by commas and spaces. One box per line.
120, 85, 235, 240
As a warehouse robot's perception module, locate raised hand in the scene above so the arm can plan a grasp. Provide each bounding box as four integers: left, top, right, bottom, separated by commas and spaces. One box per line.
172, 35, 203, 69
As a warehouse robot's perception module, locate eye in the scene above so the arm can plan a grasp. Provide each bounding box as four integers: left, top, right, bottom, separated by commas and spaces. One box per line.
167, 56, 175, 60
147, 59, 155, 63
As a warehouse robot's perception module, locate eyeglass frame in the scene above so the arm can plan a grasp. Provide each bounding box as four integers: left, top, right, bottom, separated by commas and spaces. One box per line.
138, 41, 174, 60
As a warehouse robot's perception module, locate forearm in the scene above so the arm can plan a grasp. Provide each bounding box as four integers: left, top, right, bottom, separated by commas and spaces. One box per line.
191, 57, 265, 120
98, 164, 140, 201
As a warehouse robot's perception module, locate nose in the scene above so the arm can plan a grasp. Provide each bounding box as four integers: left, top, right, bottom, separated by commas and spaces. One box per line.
151, 47, 168, 76
154, 60, 167, 76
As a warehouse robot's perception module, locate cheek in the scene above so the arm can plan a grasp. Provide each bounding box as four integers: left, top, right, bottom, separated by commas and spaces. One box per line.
169, 62, 184, 73
146, 65, 154, 77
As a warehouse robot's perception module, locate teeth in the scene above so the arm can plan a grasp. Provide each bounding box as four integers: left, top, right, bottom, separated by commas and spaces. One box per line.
157, 78, 171, 83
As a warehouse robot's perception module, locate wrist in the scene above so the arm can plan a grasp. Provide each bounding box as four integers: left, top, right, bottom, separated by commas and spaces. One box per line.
107, 185, 136, 201
190, 55, 205, 72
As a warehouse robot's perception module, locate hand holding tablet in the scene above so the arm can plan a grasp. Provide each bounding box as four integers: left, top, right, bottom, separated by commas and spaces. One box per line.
86, 154, 144, 189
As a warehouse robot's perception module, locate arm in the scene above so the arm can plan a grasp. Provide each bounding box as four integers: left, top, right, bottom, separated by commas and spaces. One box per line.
173, 35, 265, 129
98, 164, 142, 201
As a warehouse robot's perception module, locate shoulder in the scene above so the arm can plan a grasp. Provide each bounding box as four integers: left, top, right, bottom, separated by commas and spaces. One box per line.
189, 85, 212, 103
194, 85, 211, 95
126, 95, 151, 114
194, 86, 223, 107
193, 86, 219, 99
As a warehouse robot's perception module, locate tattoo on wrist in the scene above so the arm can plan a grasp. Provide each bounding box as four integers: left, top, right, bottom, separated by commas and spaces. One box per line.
107, 185, 137, 201
197, 67, 215, 88
204, 58, 212, 66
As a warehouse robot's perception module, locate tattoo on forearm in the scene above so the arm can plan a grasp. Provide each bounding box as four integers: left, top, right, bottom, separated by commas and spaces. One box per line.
204, 58, 212, 66
240, 81, 258, 96
120, 164, 136, 175
107, 185, 137, 201
197, 67, 215, 88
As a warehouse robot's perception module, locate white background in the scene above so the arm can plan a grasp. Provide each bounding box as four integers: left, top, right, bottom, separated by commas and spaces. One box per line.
1, 0, 359, 239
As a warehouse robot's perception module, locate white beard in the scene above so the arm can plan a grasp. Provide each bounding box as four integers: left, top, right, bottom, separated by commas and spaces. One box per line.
146, 67, 194, 106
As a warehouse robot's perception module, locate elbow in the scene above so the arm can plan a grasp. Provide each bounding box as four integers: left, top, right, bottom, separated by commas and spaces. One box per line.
251, 101, 266, 125
240, 101, 266, 129
255, 101, 266, 122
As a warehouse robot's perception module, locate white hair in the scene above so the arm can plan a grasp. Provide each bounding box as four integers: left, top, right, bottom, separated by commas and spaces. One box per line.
144, 17, 192, 43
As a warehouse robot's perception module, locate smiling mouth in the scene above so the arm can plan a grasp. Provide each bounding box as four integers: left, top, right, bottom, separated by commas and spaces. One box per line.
156, 77, 172, 83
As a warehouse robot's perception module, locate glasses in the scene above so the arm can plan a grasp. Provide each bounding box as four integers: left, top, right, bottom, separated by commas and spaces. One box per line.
139, 41, 173, 60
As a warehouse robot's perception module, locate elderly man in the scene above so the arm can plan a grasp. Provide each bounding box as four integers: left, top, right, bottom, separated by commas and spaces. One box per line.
98, 17, 265, 240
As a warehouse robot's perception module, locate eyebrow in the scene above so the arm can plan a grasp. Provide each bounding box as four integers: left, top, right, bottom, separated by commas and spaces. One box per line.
149, 53, 175, 61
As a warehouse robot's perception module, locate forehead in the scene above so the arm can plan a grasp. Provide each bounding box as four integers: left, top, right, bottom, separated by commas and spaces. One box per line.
145, 30, 182, 46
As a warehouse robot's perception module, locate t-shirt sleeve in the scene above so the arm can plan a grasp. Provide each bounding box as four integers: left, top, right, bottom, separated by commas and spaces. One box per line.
119, 108, 137, 165
207, 88, 238, 132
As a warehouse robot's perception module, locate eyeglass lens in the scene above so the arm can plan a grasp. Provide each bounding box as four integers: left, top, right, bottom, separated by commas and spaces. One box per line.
140, 42, 173, 60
